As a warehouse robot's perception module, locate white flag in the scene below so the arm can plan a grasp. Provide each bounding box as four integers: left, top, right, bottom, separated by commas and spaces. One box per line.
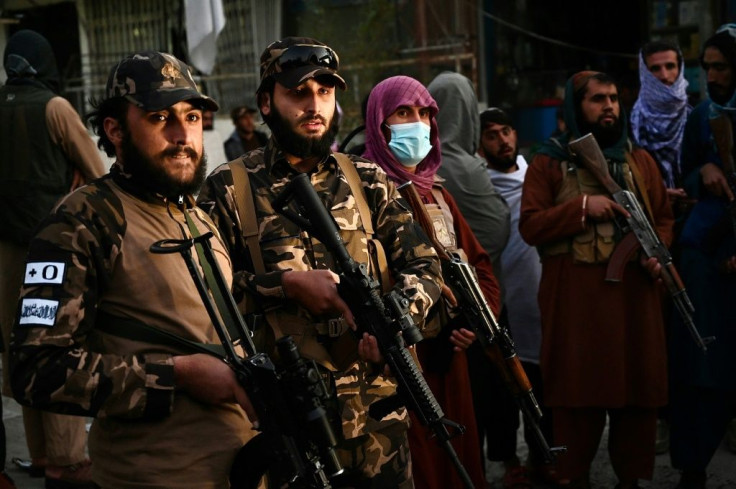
185, 0, 226, 75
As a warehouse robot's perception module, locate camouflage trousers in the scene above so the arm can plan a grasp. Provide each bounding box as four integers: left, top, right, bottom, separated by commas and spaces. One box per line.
332, 422, 414, 489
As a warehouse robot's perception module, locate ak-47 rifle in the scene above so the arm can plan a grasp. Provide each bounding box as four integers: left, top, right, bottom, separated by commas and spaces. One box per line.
568, 133, 714, 352
272, 173, 476, 489
708, 114, 736, 244
397, 180, 566, 463
150, 230, 343, 489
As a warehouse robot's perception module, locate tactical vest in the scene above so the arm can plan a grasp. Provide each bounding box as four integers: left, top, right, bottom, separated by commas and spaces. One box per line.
229, 154, 390, 372
427, 187, 458, 253
422, 186, 466, 338
0, 85, 74, 244
539, 157, 641, 264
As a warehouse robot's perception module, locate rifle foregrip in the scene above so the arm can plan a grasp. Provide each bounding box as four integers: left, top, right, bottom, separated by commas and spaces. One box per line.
664, 263, 687, 292
382, 347, 444, 426
506, 355, 533, 394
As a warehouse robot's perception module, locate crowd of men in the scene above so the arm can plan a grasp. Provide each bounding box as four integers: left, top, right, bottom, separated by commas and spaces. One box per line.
1, 20, 735, 489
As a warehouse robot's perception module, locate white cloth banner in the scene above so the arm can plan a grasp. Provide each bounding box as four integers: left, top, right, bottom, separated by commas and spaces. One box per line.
185, 0, 226, 75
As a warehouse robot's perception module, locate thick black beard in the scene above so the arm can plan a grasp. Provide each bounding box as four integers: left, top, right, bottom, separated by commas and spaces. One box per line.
485, 149, 518, 171
578, 117, 623, 149
121, 129, 207, 199
265, 103, 338, 159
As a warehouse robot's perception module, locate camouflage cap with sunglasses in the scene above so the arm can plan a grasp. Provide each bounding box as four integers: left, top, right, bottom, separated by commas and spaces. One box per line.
105, 51, 219, 112
257, 37, 347, 93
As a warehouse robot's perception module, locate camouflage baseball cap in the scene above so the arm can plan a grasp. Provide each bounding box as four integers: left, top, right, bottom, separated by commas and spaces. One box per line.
105, 51, 218, 112
257, 37, 347, 93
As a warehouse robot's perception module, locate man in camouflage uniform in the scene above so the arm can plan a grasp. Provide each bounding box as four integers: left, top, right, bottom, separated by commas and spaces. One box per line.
10, 51, 254, 489
197, 37, 443, 488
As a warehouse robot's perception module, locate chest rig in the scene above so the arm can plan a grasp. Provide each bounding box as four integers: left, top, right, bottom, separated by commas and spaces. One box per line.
420, 186, 467, 338
539, 153, 652, 265
228, 154, 390, 372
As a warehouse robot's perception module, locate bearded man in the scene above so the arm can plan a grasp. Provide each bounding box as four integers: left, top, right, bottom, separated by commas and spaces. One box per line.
630, 40, 691, 201
197, 37, 442, 488
10, 51, 255, 489
519, 71, 674, 489
669, 24, 736, 489
477, 108, 555, 487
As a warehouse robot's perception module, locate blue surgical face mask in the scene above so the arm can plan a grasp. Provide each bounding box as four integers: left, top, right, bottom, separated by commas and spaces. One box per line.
387, 122, 432, 167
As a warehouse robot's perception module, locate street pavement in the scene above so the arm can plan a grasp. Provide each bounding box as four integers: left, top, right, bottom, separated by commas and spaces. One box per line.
3, 395, 735, 488
483, 421, 736, 489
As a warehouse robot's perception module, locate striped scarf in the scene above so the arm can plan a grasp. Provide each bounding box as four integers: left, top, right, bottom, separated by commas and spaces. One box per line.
630, 50, 690, 188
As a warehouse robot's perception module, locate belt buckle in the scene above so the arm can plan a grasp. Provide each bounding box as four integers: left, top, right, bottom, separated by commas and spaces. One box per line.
327, 318, 344, 337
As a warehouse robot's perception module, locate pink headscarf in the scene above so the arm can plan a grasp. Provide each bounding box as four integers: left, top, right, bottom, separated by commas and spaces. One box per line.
363, 76, 442, 196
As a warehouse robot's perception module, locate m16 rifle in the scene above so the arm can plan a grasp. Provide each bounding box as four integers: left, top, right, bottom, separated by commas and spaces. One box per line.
568, 132, 714, 352
150, 226, 343, 489
272, 173, 476, 489
398, 180, 566, 463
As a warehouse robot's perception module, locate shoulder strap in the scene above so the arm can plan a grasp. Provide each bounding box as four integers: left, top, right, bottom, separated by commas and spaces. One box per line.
333, 153, 392, 291
334, 153, 374, 236
430, 187, 447, 211
228, 158, 265, 274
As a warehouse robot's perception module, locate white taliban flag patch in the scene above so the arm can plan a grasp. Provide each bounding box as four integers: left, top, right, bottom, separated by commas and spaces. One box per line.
19, 298, 59, 327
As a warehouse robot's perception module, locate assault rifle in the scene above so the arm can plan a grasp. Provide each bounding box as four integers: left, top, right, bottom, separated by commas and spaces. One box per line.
568, 133, 714, 352
708, 114, 736, 245
398, 181, 566, 463
272, 173, 475, 489
150, 231, 343, 489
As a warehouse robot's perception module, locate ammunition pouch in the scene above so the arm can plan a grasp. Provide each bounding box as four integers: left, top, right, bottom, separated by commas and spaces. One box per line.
421, 188, 465, 338
259, 306, 357, 372
539, 161, 635, 264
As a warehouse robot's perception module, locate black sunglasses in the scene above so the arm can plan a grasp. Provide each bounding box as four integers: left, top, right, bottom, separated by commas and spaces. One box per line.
276, 44, 338, 72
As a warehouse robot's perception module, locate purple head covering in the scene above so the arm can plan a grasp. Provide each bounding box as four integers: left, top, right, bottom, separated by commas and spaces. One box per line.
363, 76, 441, 195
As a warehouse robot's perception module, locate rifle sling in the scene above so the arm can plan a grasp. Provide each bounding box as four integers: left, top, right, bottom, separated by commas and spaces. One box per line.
95, 309, 226, 358
184, 212, 244, 344
229, 159, 265, 275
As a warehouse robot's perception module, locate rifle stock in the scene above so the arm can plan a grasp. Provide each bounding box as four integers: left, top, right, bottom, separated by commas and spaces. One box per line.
397, 180, 566, 463
273, 173, 476, 489
568, 133, 714, 352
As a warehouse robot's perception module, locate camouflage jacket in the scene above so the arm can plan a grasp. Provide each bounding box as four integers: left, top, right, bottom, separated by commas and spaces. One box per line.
11, 164, 248, 488
197, 141, 443, 438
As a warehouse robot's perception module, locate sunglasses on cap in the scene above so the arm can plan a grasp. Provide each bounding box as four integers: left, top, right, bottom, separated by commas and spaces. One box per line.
275, 44, 339, 72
